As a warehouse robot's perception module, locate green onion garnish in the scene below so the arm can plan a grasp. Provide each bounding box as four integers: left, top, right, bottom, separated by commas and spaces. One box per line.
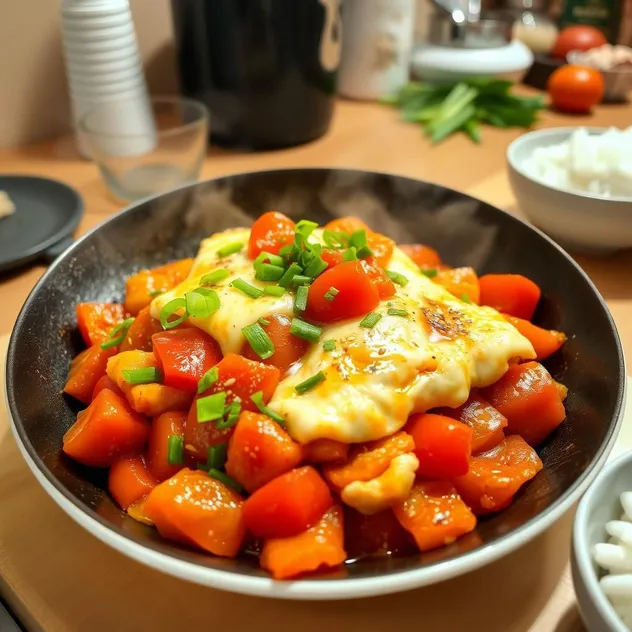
356, 246, 373, 259
323, 339, 336, 352
349, 229, 368, 249
258, 317, 270, 326
294, 285, 309, 313
208, 443, 228, 470
148, 289, 165, 297
386, 270, 409, 286
343, 247, 358, 261
185, 287, 220, 318
167, 434, 185, 465
291, 274, 311, 287
201, 268, 230, 285
421, 268, 438, 279
255, 263, 285, 282
242, 322, 275, 359
231, 278, 263, 299
216, 400, 241, 429
217, 242, 244, 258
197, 392, 227, 423
208, 468, 243, 493
295, 371, 326, 394
303, 256, 327, 279
278, 244, 294, 258
279, 262, 303, 288
100, 317, 135, 350
387, 308, 408, 317
290, 317, 322, 342
263, 285, 286, 297
323, 286, 339, 301
255, 251, 284, 267
461, 294, 472, 304
197, 366, 219, 394
323, 230, 349, 249
159, 298, 188, 330
122, 366, 162, 385
359, 312, 382, 328
251, 391, 286, 425
295, 219, 319, 239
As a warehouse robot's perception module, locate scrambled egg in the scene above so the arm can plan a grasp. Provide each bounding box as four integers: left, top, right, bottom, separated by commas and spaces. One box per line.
151, 227, 536, 445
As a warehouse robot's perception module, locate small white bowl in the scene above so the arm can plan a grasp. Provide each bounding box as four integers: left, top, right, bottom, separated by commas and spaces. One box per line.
507, 127, 632, 255
572, 451, 632, 632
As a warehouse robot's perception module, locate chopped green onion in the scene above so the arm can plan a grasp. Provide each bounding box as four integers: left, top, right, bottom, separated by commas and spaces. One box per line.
251, 391, 286, 425
461, 294, 472, 304
349, 229, 368, 250
242, 322, 275, 359
231, 278, 263, 299
303, 256, 327, 279
279, 262, 303, 288
201, 268, 230, 285
197, 366, 219, 394
295, 371, 326, 394
359, 312, 382, 328
258, 317, 270, 326
386, 270, 409, 286
255, 263, 285, 282
290, 317, 322, 342
356, 246, 373, 259
323, 339, 336, 352
323, 230, 349, 249
208, 443, 228, 470
278, 244, 294, 257
160, 298, 188, 330
122, 366, 162, 385
208, 468, 244, 493
217, 241, 244, 258
255, 251, 284, 267
343, 247, 358, 261
421, 268, 438, 279
263, 285, 286, 297
387, 308, 409, 317
100, 317, 135, 350
295, 219, 319, 239
323, 286, 339, 301
148, 289, 165, 297
291, 274, 311, 287
167, 434, 185, 465
216, 400, 241, 429
294, 285, 309, 313
185, 288, 220, 318
197, 392, 227, 423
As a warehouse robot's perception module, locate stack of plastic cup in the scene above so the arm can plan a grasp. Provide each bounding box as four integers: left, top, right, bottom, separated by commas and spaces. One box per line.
60, 0, 157, 158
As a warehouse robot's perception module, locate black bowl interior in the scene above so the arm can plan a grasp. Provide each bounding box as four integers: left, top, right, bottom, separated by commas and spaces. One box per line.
7, 169, 625, 581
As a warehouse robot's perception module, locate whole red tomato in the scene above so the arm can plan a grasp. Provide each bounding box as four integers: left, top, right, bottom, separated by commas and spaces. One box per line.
551, 25, 608, 60
547, 64, 605, 113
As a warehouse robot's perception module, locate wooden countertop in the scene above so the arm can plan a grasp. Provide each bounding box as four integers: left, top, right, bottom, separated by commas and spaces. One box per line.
1, 98, 631, 632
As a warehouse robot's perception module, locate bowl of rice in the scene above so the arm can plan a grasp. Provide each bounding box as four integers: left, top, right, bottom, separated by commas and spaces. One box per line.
507, 126, 632, 255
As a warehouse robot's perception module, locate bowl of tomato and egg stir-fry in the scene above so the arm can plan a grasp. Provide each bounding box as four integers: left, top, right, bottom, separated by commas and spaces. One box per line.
61, 211, 568, 580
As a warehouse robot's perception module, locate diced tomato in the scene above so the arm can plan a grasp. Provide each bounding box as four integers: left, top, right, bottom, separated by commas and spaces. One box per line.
225, 411, 303, 492
92, 374, 123, 401
344, 507, 415, 558
62, 388, 150, 467
478, 274, 541, 320
260, 506, 346, 579
324, 216, 369, 234
439, 393, 507, 454
147, 411, 187, 482
304, 260, 380, 323
394, 481, 477, 551
482, 361, 566, 446
248, 211, 296, 259
152, 329, 222, 393
453, 435, 543, 515
243, 466, 333, 539
321, 249, 345, 269
241, 313, 308, 374
63, 344, 118, 404
120, 306, 163, 352
144, 468, 246, 557
303, 439, 349, 464
108, 455, 157, 510
366, 232, 395, 267
407, 413, 472, 479
503, 314, 566, 361
400, 244, 443, 269
360, 257, 396, 299
124, 258, 194, 316
76, 302, 126, 347
323, 432, 415, 490
434, 267, 480, 304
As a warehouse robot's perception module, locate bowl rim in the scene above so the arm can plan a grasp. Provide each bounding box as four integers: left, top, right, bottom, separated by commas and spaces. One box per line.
5, 167, 627, 599
573, 450, 632, 632
506, 127, 632, 204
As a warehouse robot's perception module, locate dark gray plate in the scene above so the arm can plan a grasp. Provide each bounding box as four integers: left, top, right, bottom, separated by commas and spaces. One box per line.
5, 169, 626, 598
0, 175, 83, 273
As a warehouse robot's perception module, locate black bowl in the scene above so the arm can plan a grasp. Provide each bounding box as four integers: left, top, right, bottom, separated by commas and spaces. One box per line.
5, 169, 625, 599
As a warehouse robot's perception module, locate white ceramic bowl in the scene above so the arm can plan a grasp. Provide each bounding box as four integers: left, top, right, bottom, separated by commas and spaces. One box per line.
572, 451, 632, 632
507, 127, 632, 255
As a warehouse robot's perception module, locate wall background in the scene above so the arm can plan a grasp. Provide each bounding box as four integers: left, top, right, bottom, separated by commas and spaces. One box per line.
0, 0, 628, 149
